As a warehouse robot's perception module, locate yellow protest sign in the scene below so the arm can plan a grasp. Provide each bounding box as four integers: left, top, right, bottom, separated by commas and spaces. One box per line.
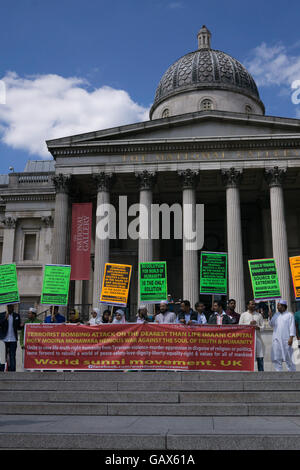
289, 256, 300, 299
100, 263, 132, 306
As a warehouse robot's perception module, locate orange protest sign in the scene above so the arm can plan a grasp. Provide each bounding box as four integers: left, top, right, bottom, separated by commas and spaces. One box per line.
289, 256, 300, 299
100, 263, 132, 306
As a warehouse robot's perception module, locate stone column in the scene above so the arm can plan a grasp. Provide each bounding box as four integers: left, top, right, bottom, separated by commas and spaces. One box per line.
178, 169, 199, 308
52, 174, 71, 265
92, 172, 115, 309
135, 170, 157, 306
265, 166, 291, 308
2, 217, 17, 264
222, 168, 245, 313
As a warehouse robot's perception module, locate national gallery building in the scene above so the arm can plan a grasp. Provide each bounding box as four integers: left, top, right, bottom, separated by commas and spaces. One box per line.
1, 26, 300, 317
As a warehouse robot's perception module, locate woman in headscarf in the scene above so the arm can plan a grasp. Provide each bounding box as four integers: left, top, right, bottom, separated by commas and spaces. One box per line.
136, 305, 148, 323
102, 309, 112, 323
112, 309, 126, 324
86, 308, 102, 326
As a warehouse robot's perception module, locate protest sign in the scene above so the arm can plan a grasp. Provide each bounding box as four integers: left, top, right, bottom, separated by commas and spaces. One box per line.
0, 263, 20, 305
100, 263, 132, 306
200, 252, 227, 295
24, 323, 255, 371
248, 258, 281, 300
289, 256, 300, 300
139, 261, 167, 303
41, 264, 71, 305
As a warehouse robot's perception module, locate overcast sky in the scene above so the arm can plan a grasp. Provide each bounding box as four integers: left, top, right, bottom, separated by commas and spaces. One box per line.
1, 0, 300, 172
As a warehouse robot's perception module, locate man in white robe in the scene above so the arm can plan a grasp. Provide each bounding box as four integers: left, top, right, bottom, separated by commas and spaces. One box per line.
269, 299, 296, 372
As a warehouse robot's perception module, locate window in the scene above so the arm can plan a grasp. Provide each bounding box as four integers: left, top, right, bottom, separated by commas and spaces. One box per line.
23, 233, 37, 261
200, 98, 213, 111
162, 108, 170, 118
0, 239, 3, 264
245, 105, 252, 114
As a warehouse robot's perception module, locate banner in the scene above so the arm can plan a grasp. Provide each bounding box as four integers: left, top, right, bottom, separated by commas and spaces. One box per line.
100, 263, 132, 306
0, 263, 20, 305
70, 203, 92, 280
248, 258, 281, 300
289, 256, 300, 300
41, 264, 71, 306
200, 252, 227, 295
24, 323, 255, 371
139, 261, 167, 303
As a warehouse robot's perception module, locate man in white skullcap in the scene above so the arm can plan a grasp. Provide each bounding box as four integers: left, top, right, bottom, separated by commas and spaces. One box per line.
269, 299, 297, 372
155, 300, 176, 324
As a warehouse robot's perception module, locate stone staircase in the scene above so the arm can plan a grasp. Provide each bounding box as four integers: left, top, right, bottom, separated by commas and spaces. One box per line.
1, 371, 300, 449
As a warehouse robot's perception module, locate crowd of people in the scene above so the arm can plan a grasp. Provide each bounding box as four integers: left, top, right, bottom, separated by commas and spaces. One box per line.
0, 297, 300, 372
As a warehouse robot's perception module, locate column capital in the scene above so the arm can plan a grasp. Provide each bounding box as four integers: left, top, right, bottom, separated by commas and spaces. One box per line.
52, 174, 72, 194
93, 172, 115, 192
264, 166, 286, 188
41, 215, 54, 227
135, 170, 157, 190
178, 169, 199, 189
2, 216, 17, 229
221, 167, 243, 188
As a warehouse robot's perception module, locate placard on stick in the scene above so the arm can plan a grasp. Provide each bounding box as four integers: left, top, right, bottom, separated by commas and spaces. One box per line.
248, 258, 281, 301
289, 256, 300, 300
200, 252, 228, 295
41, 264, 71, 306
100, 263, 132, 306
139, 261, 167, 303
0, 263, 20, 305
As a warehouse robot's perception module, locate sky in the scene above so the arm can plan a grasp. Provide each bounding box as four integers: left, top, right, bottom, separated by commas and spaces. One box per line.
1, 0, 300, 173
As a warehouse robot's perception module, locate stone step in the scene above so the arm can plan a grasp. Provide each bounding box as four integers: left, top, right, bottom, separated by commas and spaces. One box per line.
1, 379, 300, 391
2, 371, 300, 381
0, 389, 299, 404
1, 401, 300, 416
1, 415, 300, 450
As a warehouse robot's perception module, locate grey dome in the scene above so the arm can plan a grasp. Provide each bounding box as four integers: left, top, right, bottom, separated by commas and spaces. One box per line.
150, 48, 265, 117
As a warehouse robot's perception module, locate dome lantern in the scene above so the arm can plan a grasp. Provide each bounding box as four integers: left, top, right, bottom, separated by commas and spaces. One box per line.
197, 25, 211, 49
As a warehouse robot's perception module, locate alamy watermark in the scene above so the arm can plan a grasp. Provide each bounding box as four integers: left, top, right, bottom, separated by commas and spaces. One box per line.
95, 196, 204, 251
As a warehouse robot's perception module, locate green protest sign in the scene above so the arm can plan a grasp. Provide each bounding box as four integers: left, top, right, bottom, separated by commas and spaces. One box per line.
139, 261, 167, 303
0, 263, 20, 305
41, 264, 71, 306
248, 258, 281, 300
200, 252, 228, 295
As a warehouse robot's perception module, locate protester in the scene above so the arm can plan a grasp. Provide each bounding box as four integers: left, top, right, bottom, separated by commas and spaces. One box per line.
68, 308, 80, 323
239, 299, 265, 371
194, 302, 208, 325
101, 309, 112, 323
44, 305, 66, 323
20, 308, 42, 349
294, 306, 300, 349
167, 294, 175, 312
86, 308, 102, 325
208, 301, 232, 325
112, 309, 126, 324
155, 300, 176, 324
68, 309, 81, 324
177, 300, 198, 325
269, 299, 296, 372
226, 299, 240, 324
136, 305, 148, 323
0, 304, 22, 371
